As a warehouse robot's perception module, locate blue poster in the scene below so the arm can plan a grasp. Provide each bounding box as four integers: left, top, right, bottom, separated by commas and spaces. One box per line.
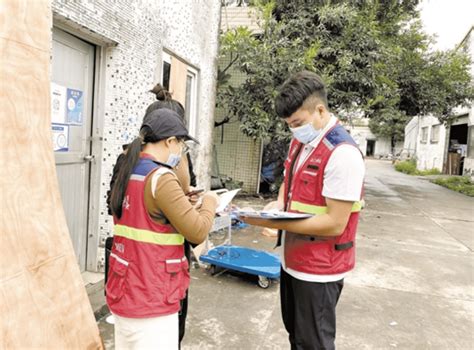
52, 123, 69, 152
66, 88, 84, 125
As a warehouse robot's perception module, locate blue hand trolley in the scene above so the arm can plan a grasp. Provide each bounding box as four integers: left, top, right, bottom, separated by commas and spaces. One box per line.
199, 214, 280, 289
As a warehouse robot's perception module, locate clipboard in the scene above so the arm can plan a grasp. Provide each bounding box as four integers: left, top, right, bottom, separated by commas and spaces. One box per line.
233, 210, 313, 220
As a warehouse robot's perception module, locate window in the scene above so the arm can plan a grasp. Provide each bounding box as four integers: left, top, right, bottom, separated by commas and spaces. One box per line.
421, 126, 429, 143
431, 124, 440, 143
160, 51, 199, 137
161, 52, 171, 90
185, 67, 198, 136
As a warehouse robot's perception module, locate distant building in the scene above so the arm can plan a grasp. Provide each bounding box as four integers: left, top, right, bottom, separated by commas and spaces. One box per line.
345, 118, 403, 158
404, 26, 473, 177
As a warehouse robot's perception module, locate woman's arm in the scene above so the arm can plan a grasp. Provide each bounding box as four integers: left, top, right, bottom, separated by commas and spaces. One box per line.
145, 173, 218, 244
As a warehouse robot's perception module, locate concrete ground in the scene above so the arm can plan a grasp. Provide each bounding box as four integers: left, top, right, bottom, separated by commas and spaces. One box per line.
97, 159, 474, 349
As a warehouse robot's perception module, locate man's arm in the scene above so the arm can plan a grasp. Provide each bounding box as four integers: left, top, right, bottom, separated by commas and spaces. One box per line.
241, 197, 354, 237
277, 183, 285, 209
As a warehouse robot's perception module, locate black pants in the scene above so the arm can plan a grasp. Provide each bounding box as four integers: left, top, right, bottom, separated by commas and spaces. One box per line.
280, 268, 344, 350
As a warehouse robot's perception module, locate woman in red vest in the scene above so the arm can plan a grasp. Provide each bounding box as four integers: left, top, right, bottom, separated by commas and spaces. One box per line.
108, 108, 219, 349
106, 85, 199, 346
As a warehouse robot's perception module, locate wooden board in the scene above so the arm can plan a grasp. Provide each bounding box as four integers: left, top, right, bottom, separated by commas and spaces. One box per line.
169, 56, 188, 107
0, 1, 103, 348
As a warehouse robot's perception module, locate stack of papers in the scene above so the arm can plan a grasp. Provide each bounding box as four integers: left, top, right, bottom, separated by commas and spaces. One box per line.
233, 210, 313, 220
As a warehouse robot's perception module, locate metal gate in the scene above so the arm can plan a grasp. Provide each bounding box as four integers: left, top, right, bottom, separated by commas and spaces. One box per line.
51, 28, 95, 272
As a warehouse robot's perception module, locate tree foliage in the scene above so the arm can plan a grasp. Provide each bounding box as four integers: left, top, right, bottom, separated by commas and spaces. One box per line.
217, 0, 473, 146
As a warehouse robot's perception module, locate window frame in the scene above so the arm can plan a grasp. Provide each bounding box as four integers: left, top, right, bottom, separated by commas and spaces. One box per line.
161, 52, 171, 90
185, 66, 199, 137
421, 126, 429, 144
430, 124, 440, 143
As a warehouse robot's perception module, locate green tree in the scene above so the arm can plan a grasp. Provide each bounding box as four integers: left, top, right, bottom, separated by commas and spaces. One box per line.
217, 1, 473, 152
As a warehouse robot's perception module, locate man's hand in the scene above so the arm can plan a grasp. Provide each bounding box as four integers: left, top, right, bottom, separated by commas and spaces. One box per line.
241, 197, 355, 237
240, 216, 279, 229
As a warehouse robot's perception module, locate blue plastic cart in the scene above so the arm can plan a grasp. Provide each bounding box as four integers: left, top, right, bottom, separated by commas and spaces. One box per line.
199, 214, 280, 288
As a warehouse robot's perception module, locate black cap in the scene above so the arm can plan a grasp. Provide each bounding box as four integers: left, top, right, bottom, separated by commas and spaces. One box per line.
141, 108, 199, 144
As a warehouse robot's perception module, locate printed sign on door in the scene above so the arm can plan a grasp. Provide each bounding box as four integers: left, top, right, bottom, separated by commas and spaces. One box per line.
66, 88, 84, 125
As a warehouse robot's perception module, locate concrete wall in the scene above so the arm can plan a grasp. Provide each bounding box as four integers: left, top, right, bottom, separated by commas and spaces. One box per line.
403, 117, 419, 158
415, 116, 447, 171
52, 0, 221, 271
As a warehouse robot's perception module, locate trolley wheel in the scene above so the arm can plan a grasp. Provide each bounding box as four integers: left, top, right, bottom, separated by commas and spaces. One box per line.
257, 276, 271, 289
209, 264, 217, 275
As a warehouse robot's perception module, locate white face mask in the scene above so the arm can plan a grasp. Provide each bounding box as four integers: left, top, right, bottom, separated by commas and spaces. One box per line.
289, 122, 321, 144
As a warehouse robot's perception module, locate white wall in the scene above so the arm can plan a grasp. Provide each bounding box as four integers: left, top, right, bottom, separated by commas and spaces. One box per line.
348, 121, 402, 157
403, 117, 419, 157
415, 116, 447, 171
52, 0, 222, 271
158, 1, 221, 189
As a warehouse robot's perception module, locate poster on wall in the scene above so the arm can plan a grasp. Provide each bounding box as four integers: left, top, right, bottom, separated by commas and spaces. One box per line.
50, 82, 66, 124
52, 123, 69, 152
66, 88, 84, 125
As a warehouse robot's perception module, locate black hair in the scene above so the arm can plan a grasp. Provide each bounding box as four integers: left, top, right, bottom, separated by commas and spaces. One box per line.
145, 84, 185, 122
110, 124, 160, 219
274, 70, 328, 119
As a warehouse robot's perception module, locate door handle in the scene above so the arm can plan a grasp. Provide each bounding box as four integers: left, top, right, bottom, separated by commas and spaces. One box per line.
84, 155, 95, 162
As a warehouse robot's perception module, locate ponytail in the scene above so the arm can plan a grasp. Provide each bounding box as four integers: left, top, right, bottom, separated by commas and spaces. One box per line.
110, 137, 143, 219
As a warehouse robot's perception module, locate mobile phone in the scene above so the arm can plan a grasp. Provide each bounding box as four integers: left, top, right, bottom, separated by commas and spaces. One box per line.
186, 189, 204, 196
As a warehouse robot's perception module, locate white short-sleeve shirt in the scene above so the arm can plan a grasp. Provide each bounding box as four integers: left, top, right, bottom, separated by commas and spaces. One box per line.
281, 116, 365, 282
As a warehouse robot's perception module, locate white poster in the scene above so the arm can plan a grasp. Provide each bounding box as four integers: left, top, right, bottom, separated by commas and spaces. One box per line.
52, 123, 69, 152
51, 82, 66, 123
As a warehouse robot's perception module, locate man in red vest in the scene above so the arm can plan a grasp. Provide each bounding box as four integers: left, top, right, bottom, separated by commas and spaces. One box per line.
242, 71, 365, 349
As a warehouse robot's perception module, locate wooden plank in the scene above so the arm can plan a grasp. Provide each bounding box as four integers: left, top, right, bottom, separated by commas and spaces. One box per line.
0, 0, 51, 51
169, 56, 188, 107
0, 1, 103, 348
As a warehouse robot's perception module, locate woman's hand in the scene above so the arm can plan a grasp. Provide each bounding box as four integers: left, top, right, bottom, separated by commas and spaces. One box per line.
186, 186, 203, 206
203, 190, 220, 207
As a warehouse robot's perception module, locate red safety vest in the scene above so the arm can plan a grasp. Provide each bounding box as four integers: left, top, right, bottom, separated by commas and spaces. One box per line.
283, 124, 363, 275
106, 154, 189, 318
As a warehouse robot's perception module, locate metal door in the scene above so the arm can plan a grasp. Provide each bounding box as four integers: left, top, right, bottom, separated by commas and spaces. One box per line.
51, 28, 95, 271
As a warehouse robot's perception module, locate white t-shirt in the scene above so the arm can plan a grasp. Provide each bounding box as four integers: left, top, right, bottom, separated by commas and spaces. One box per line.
281, 116, 365, 282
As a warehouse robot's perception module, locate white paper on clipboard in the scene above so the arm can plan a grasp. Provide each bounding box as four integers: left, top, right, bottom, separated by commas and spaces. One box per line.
216, 189, 240, 212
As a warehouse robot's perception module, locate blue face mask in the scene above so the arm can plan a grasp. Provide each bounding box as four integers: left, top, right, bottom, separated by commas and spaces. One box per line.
166, 152, 182, 168
290, 122, 321, 144
166, 141, 183, 168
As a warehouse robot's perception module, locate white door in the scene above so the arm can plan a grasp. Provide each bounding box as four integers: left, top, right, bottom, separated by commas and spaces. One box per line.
51, 28, 95, 272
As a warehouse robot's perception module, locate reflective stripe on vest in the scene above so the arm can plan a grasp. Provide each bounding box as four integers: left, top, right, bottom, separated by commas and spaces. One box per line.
290, 200, 362, 215
114, 224, 184, 245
